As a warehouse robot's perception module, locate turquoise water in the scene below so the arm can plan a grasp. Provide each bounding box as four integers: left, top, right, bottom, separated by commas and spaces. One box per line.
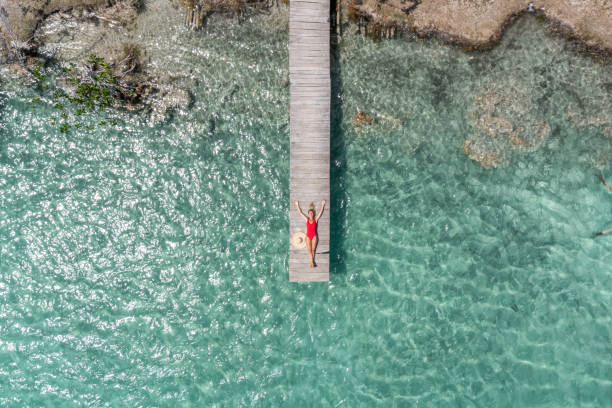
1, 11, 612, 406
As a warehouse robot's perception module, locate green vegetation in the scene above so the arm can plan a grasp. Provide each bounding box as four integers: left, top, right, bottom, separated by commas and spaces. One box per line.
30, 55, 134, 133
534, 13, 547, 23
31, 60, 47, 90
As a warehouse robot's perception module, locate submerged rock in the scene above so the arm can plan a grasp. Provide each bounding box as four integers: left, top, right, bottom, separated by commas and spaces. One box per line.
465, 80, 551, 168
463, 139, 500, 169
353, 110, 374, 126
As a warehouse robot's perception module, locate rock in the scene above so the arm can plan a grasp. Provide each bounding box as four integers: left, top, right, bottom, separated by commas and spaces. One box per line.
0, 0, 109, 44
463, 139, 500, 169
161, 87, 192, 109
536, 0, 612, 54
5, 62, 29, 77
409, 0, 526, 48
353, 110, 374, 126
464, 80, 550, 168
97, 0, 142, 26
343, 0, 612, 53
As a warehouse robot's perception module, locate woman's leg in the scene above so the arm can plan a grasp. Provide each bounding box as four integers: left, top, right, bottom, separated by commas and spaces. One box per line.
305, 237, 314, 267
311, 236, 318, 266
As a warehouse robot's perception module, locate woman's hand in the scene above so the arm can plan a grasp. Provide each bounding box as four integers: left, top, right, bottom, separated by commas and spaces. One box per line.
294, 200, 299, 205
322, 199, 326, 205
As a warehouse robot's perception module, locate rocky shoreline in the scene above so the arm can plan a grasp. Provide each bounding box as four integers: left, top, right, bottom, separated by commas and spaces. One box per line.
2, 0, 610, 63
1, 0, 610, 78
346, 0, 611, 56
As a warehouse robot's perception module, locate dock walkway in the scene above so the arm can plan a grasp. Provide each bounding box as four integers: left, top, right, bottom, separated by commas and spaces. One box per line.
288, 0, 330, 282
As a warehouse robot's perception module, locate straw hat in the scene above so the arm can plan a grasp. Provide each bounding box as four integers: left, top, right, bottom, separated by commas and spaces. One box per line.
290, 231, 307, 249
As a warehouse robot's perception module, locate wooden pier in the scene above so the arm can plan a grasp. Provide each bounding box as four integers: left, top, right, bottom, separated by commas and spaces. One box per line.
288, 0, 331, 282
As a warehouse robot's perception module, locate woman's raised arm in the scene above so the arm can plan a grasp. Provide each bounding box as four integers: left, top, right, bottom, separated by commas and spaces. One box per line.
294, 200, 307, 221
315, 199, 326, 222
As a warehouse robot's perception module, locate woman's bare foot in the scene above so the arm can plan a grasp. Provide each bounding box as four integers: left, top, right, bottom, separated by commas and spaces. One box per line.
309, 262, 314, 268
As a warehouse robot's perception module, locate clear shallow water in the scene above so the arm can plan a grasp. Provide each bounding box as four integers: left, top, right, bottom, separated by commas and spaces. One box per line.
1, 9, 611, 407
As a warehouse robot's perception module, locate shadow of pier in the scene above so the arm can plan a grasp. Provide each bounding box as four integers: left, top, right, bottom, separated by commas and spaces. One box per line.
330, 0, 347, 277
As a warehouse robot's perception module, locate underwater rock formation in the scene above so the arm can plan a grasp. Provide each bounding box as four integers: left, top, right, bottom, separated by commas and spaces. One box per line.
463, 139, 500, 169
464, 80, 551, 168
353, 111, 375, 126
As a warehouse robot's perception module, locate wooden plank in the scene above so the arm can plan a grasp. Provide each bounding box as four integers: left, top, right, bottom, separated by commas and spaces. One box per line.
290, 141, 330, 148
290, 193, 330, 200
290, 263, 330, 272
290, 80, 330, 85
289, 33, 330, 39
290, 137, 330, 143
289, 37, 330, 42
290, 178, 330, 185
289, 116, 330, 121
289, 273, 329, 283
289, 143, 329, 153
290, 88, 330, 93
290, 54, 329, 61
290, 179, 329, 186
290, 257, 330, 267
290, 11, 329, 19
291, 1, 328, 7
290, 159, 329, 168
289, 73, 330, 79
289, 82, 330, 88
292, 153, 330, 161
289, 60, 330, 67
290, 139, 330, 144
289, 38, 329, 44
291, 4, 328, 11
289, 261, 330, 270
290, 138, 330, 143
289, 68, 329, 74
291, 0, 329, 5
289, 259, 330, 267
289, 34, 329, 39
289, 105, 329, 111
290, 51, 329, 56
290, 125, 330, 130
289, 47, 329, 53
290, 132, 330, 138
289, 188, 330, 196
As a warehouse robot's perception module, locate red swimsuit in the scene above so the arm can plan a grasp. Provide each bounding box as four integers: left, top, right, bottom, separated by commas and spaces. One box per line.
306, 219, 317, 240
